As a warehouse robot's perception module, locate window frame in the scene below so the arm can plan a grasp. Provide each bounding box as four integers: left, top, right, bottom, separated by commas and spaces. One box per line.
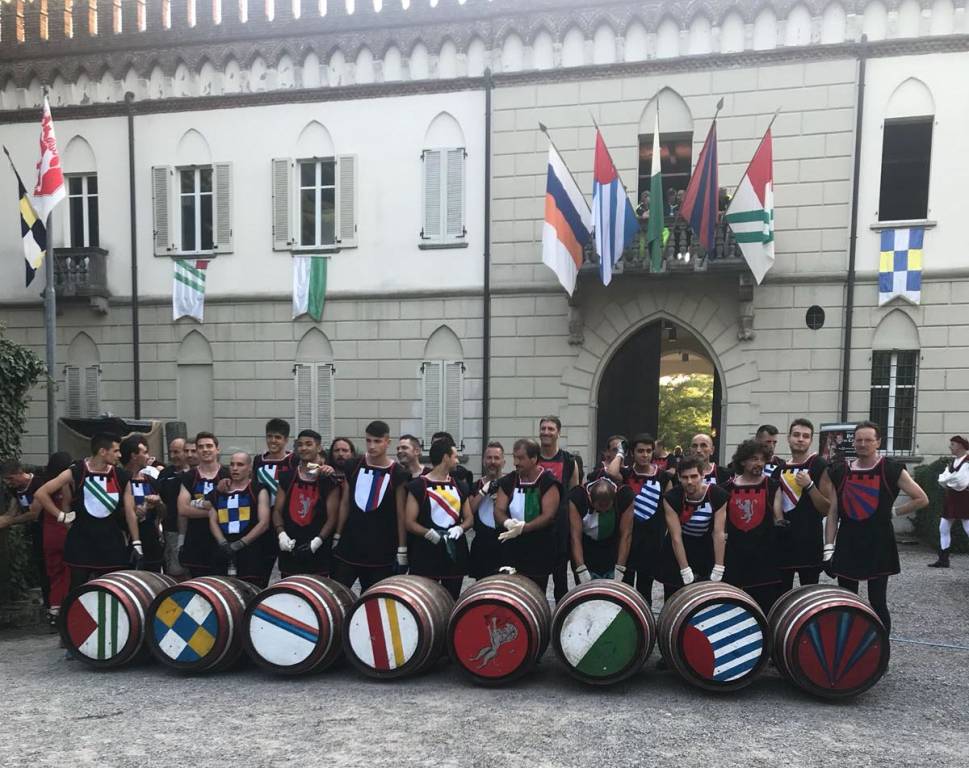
65, 173, 99, 248
178, 165, 214, 254
420, 146, 467, 249
297, 158, 337, 250
869, 349, 919, 455
271, 155, 357, 253
877, 116, 933, 223
421, 359, 465, 449
293, 362, 335, 446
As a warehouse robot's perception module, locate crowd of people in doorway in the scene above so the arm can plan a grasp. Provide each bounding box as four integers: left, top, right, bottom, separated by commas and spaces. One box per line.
5, 415, 969, 640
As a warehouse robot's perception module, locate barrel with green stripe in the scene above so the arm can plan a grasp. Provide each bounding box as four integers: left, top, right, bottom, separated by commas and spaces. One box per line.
551, 580, 656, 685
60, 570, 176, 668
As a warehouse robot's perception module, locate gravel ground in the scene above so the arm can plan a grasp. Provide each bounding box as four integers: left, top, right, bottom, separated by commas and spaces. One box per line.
1, 544, 967, 768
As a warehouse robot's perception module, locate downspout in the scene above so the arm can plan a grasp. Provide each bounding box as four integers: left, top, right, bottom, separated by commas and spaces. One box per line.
126, 92, 141, 418
482, 69, 493, 449
839, 37, 867, 422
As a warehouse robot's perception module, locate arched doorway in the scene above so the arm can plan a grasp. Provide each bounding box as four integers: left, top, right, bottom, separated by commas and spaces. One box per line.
596, 319, 722, 461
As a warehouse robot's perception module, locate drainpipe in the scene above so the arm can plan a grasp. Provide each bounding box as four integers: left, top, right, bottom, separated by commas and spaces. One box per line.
126, 92, 141, 418
839, 37, 867, 422
481, 69, 493, 450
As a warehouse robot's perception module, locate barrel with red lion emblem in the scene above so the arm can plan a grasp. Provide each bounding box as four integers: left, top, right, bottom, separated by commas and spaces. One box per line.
447, 573, 551, 686
767, 584, 889, 699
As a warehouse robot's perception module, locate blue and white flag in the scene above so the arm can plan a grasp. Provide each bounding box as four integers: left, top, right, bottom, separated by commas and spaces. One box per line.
592, 130, 638, 286
878, 227, 922, 306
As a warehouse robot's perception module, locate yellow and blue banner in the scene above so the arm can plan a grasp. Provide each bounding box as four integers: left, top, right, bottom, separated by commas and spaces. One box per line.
878, 227, 922, 306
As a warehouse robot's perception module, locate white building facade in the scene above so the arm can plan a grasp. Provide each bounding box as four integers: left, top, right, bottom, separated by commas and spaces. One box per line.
0, 0, 966, 469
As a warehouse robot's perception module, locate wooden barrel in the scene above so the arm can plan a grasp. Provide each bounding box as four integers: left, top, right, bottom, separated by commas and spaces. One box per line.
343, 575, 454, 679
658, 581, 769, 692
243, 575, 356, 675
447, 573, 551, 686
146, 576, 260, 673
60, 570, 176, 668
551, 580, 656, 685
767, 584, 889, 699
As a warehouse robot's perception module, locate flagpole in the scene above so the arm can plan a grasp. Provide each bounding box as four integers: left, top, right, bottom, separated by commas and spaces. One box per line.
44, 211, 57, 455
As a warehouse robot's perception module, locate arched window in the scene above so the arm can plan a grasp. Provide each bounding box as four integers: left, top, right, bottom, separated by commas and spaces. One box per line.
879, 78, 935, 222
176, 330, 214, 435
638, 88, 694, 205
869, 310, 921, 454
61, 135, 98, 248
65, 332, 100, 418
422, 326, 464, 448
294, 329, 335, 445
421, 112, 466, 247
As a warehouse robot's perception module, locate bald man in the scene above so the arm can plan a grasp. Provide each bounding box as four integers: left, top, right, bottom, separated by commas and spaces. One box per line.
157, 437, 190, 576
208, 451, 273, 587
688, 434, 730, 487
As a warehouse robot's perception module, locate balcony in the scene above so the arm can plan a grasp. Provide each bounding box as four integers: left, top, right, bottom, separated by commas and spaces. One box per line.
53, 247, 110, 313
579, 216, 748, 278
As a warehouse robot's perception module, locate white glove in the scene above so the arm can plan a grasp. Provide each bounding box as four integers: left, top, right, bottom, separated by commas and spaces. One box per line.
447, 525, 464, 540
680, 567, 695, 585
278, 531, 296, 552
177, 533, 185, 548
331, 533, 341, 549
613, 564, 627, 582
397, 546, 409, 567
132, 540, 143, 557
498, 518, 525, 542
823, 543, 834, 562
57, 511, 76, 524
710, 564, 725, 582
190, 498, 208, 509
309, 537, 324, 554
575, 565, 593, 584
424, 529, 442, 545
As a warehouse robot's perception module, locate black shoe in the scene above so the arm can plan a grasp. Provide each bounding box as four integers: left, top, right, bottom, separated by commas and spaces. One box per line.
928, 548, 950, 568
655, 657, 669, 671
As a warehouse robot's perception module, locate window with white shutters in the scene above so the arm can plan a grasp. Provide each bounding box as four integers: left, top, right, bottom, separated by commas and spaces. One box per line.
294, 363, 335, 446
421, 147, 466, 247
422, 360, 464, 448
152, 163, 233, 256
271, 156, 358, 252
64, 364, 100, 418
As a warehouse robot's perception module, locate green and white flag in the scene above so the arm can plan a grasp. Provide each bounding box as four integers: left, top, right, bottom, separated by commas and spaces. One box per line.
645, 111, 664, 272
293, 255, 327, 321
173, 259, 208, 322
725, 127, 775, 284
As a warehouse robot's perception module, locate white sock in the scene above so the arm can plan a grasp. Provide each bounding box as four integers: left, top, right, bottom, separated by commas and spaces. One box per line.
940, 518, 953, 550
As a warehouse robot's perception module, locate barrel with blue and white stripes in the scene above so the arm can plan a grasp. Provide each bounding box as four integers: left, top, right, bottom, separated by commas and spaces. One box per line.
658, 582, 769, 692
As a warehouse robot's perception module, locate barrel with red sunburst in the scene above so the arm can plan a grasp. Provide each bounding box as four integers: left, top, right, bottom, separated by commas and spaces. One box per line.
343, 575, 454, 679
243, 575, 355, 675
551, 580, 656, 686
60, 570, 176, 668
767, 584, 889, 699
658, 582, 770, 692
447, 573, 551, 686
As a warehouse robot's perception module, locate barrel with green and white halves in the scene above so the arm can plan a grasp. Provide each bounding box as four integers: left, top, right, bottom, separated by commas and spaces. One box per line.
551, 580, 656, 685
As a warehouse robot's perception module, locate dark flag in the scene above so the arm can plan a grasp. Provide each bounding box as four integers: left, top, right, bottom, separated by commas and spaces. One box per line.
4, 146, 47, 286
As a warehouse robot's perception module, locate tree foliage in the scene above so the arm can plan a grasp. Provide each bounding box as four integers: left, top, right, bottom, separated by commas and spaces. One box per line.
657, 373, 714, 452
0, 323, 46, 462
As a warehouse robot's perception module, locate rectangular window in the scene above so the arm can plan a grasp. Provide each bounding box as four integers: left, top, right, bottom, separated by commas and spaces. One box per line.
64, 364, 100, 418
422, 360, 464, 448
869, 350, 919, 453
294, 363, 334, 446
179, 167, 214, 253
298, 159, 337, 247
638, 131, 693, 211
878, 118, 932, 222
66, 174, 99, 248
421, 148, 466, 246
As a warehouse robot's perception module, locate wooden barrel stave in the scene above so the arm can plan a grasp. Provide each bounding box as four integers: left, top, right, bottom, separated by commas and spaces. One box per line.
552, 580, 656, 686
344, 575, 455, 679
244, 575, 356, 675
448, 574, 552, 686
658, 581, 769, 692
60, 569, 176, 668
768, 584, 889, 699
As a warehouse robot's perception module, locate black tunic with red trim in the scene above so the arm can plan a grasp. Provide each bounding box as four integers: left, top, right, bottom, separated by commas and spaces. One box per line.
568, 484, 635, 575
624, 467, 671, 581
406, 476, 469, 580
63, 461, 131, 570
278, 469, 338, 576
213, 482, 273, 581
776, 454, 828, 569
723, 476, 781, 587
497, 470, 561, 577
539, 449, 578, 553
658, 484, 730, 585
179, 466, 229, 570
129, 474, 164, 568
829, 458, 904, 580
469, 477, 502, 578
334, 458, 410, 568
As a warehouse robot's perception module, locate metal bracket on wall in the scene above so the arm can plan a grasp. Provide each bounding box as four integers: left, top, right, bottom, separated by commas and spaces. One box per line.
737, 272, 756, 342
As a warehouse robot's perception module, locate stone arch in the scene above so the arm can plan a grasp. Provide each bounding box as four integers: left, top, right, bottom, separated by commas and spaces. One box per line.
176, 128, 213, 166
500, 32, 524, 72
147, 64, 167, 99
177, 330, 213, 363
424, 325, 464, 359
624, 20, 649, 61
438, 38, 459, 78
354, 47, 375, 84
74, 71, 94, 104
424, 111, 465, 147
561, 26, 586, 67
752, 6, 778, 49
121, 66, 144, 99
296, 328, 334, 361
277, 53, 297, 88
897, 0, 922, 37
592, 23, 617, 64
223, 56, 242, 93
862, 1, 889, 41
248, 54, 269, 92
49, 73, 69, 107
98, 69, 119, 102
296, 120, 336, 157
466, 36, 487, 77
301, 50, 322, 88
382, 45, 403, 81
63, 136, 97, 173
886, 77, 935, 118
639, 88, 694, 135
820, 1, 846, 43
785, 3, 813, 45
687, 14, 713, 54
720, 10, 746, 52
532, 28, 555, 69
67, 331, 100, 366
656, 16, 681, 58
172, 59, 196, 97
328, 49, 346, 87
198, 58, 219, 96
872, 308, 921, 349
409, 41, 430, 79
